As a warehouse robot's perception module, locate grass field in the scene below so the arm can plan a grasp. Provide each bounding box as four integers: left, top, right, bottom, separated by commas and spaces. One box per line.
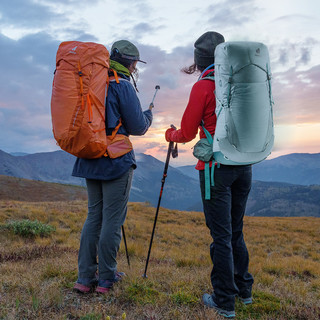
0, 199, 319, 320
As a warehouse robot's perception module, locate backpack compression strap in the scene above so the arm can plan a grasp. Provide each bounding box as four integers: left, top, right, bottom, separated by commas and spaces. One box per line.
197, 70, 216, 200
77, 61, 109, 126
200, 124, 215, 200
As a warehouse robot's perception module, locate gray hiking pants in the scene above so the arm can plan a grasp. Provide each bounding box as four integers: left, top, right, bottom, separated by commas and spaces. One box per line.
78, 167, 133, 280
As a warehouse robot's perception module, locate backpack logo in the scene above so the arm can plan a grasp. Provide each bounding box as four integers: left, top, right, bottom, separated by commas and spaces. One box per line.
69, 46, 78, 54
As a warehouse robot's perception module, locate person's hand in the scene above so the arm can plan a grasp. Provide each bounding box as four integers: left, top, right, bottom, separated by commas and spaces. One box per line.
149, 103, 154, 110
165, 127, 176, 142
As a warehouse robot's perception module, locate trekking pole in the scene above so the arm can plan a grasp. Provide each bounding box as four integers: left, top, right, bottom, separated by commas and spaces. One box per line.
143, 125, 178, 278
122, 225, 130, 267
149, 85, 160, 110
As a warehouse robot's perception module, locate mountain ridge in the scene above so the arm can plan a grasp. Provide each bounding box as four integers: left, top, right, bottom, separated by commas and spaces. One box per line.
0, 149, 319, 216
178, 152, 320, 186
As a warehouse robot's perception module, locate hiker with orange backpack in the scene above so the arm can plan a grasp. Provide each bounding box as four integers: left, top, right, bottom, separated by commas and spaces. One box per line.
165, 32, 256, 318
71, 40, 153, 293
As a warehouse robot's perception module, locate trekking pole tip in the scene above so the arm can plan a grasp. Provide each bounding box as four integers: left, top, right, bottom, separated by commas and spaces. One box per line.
142, 273, 148, 279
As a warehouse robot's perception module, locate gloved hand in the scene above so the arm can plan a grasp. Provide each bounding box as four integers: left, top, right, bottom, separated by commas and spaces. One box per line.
165, 127, 176, 142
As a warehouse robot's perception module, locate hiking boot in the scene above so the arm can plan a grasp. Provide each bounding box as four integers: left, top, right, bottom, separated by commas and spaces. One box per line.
203, 293, 235, 318
238, 295, 253, 305
95, 271, 125, 294
73, 276, 98, 294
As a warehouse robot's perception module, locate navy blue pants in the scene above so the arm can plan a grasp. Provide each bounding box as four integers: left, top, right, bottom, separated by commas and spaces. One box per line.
199, 164, 254, 311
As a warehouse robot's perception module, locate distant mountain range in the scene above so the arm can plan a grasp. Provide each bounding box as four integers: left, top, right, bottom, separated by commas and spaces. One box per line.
128, 153, 201, 210
178, 153, 320, 186
0, 149, 83, 186
0, 150, 200, 211
0, 149, 319, 216
189, 181, 320, 217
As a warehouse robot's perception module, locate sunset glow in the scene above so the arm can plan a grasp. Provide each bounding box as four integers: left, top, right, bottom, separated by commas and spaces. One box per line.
0, 0, 319, 163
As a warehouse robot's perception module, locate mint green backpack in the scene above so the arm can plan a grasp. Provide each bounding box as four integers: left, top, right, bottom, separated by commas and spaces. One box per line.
193, 41, 274, 199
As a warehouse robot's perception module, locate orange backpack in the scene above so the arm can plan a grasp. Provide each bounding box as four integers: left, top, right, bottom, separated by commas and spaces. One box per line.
51, 41, 110, 159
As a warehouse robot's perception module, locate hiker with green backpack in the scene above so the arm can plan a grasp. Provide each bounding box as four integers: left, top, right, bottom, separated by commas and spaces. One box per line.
166, 31, 274, 318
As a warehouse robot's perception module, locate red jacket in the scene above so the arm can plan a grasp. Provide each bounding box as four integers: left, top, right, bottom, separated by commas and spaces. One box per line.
167, 70, 216, 170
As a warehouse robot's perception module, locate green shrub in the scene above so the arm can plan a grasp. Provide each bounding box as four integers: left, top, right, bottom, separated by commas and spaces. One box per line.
80, 314, 102, 320
125, 279, 160, 304
170, 289, 199, 305
5, 219, 55, 238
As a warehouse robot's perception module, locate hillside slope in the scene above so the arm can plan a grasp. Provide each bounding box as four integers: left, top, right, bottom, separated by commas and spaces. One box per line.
0, 200, 319, 320
0, 175, 87, 202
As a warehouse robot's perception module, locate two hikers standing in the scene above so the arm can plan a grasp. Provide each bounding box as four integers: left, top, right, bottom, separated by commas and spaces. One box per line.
71, 34, 254, 316
58, 31, 273, 319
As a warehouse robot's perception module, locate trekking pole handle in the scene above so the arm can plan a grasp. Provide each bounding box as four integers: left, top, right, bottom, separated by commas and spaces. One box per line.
151, 89, 159, 104
149, 85, 160, 109
169, 125, 178, 158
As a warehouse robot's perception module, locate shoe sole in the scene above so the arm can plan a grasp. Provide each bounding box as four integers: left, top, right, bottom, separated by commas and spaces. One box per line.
218, 311, 236, 318
212, 308, 235, 318
73, 283, 92, 293
203, 294, 235, 318
96, 272, 124, 293
204, 305, 236, 318
238, 297, 253, 305
95, 286, 112, 294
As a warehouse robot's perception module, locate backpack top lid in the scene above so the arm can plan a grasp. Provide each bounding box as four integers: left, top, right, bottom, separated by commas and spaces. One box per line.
214, 41, 270, 82
56, 41, 110, 69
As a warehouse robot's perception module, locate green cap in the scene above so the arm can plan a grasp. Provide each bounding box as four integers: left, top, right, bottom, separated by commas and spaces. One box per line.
111, 40, 146, 64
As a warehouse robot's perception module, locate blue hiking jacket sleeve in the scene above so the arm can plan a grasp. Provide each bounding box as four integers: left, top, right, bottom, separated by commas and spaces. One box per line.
106, 78, 152, 136
72, 74, 153, 181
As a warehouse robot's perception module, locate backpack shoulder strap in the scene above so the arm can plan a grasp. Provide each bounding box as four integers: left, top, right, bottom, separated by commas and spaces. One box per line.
109, 118, 122, 139
202, 70, 215, 81
108, 69, 120, 84
199, 75, 215, 82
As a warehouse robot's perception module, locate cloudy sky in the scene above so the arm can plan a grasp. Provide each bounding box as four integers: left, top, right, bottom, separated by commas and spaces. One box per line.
0, 0, 319, 165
